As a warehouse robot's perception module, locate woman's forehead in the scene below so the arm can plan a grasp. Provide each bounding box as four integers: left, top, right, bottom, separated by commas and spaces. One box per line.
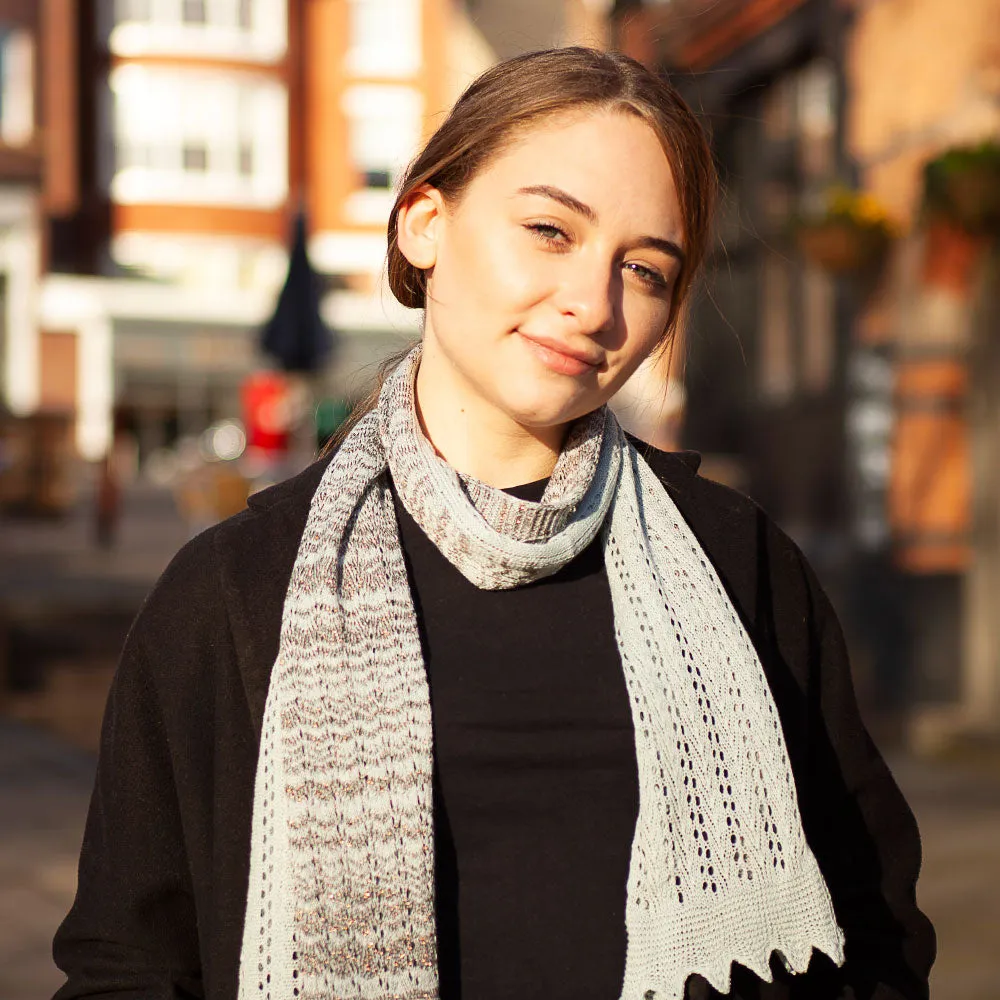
467, 109, 683, 236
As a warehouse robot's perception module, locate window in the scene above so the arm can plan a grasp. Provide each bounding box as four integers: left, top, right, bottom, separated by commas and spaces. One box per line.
0, 274, 6, 403
238, 142, 253, 176
182, 0, 207, 24
182, 143, 208, 171
362, 169, 392, 190
108, 0, 286, 62
0, 27, 34, 147
801, 264, 835, 393
759, 256, 795, 403
121, 0, 151, 19
110, 231, 289, 289
346, 0, 421, 77
755, 59, 840, 401
797, 61, 837, 194
108, 65, 288, 209
342, 85, 423, 222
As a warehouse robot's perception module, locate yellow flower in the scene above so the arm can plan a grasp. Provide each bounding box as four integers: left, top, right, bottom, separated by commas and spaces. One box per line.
820, 186, 900, 237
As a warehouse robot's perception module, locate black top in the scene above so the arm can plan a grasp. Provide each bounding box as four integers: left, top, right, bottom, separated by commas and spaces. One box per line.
52, 445, 935, 1000
393, 478, 639, 999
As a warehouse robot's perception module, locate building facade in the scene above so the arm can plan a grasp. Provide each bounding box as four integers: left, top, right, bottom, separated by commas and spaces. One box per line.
0, 0, 68, 421
10, 0, 305, 462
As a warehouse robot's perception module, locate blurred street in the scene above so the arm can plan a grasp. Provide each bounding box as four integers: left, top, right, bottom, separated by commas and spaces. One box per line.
0, 719, 95, 1000
0, 479, 191, 748
0, 479, 198, 1000
1, 477, 190, 615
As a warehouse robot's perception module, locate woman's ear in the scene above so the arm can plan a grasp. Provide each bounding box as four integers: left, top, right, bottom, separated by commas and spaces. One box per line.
396, 185, 447, 270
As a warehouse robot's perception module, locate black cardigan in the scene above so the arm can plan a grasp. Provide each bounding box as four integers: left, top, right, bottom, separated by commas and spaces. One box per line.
52, 445, 935, 1000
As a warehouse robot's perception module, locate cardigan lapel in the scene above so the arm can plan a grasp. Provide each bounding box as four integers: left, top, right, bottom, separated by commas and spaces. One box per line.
217, 455, 334, 738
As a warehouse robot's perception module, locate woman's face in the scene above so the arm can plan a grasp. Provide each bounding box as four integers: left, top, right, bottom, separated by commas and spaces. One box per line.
403, 108, 685, 433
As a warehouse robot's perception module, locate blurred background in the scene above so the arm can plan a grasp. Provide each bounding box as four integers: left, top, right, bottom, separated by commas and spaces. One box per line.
0, 0, 998, 996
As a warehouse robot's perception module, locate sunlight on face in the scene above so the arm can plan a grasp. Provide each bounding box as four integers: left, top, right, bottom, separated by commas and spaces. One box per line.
412, 108, 684, 435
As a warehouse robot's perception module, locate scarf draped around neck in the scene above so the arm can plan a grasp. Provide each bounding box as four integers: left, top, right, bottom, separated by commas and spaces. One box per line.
239, 347, 844, 1000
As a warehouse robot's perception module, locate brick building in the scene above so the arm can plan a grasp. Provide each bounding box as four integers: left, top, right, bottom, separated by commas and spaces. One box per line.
0, 1, 74, 422
39, 0, 437, 464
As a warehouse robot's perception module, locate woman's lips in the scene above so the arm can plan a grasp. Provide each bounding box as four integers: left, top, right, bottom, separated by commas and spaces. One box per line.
517, 332, 602, 377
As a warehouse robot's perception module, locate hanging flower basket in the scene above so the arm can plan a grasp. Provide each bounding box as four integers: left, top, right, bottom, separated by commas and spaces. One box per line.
797, 219, 891, 273
923, 142, 1000, 236
796, 187, 898, 274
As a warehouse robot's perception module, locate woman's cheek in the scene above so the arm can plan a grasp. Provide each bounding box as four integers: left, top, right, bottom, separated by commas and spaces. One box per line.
484, 230, 552, 304
625, 298, 671, 356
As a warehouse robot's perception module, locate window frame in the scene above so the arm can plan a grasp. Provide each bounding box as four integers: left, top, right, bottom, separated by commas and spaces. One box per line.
344, 0, 421, 78
106, 65, 289, 210
106, 0, 287, 64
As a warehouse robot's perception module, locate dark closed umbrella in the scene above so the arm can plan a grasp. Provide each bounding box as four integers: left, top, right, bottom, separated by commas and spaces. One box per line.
261, 211, 335, 373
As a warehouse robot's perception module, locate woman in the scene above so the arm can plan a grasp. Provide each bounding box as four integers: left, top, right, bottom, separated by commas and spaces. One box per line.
53, 47, 934, 1000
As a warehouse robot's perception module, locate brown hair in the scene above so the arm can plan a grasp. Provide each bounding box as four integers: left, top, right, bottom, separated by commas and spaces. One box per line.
325, 46, 717, 453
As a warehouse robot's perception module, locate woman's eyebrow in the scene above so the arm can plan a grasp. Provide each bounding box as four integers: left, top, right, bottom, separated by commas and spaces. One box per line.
516, 184, 685, 264
516, 184, 598, 224
634, 235, 686, 265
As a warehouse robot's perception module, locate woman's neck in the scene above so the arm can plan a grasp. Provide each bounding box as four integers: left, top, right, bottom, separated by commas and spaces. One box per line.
413, 351, 567, 489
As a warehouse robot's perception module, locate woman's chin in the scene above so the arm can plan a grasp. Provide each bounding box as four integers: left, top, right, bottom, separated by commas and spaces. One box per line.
499, 392, 602, 433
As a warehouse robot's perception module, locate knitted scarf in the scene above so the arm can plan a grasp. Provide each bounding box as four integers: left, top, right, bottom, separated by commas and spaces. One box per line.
239, 347, 845, 1000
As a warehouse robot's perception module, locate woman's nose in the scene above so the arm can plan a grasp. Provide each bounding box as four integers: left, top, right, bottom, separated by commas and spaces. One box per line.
554, 259, 617, 337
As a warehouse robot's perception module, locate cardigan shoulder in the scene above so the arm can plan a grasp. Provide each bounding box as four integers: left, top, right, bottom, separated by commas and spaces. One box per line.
132, 437, 827, 744
122, 453, 335, 737
136, 440, 792, 732
638, 441, 811, 644
641, 441, 836, 640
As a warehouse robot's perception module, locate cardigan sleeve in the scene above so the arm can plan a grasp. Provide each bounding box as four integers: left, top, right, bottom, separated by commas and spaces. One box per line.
651, 453, 936, 1000
800, 553, 935, 999
51, 486, 316, 1000
48, 521, 251, 1000
756, 525, 937, 1000
51, 629, 203, 999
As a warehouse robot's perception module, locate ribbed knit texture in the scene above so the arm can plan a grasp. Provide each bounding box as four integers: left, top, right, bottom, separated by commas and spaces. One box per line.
238, 347, 845, 1000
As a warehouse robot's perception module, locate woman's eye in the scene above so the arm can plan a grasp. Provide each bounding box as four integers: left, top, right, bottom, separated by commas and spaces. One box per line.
625, 261, 669, 290
525, 222, 570, 246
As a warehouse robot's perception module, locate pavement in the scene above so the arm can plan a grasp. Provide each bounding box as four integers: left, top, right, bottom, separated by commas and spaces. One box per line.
0, 480, 192, 998
0, 719, 97, 1000
0, 478, 192, 615
891, 754, 1000, 999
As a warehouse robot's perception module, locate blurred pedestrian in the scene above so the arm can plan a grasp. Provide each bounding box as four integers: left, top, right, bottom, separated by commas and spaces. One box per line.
53, 48, 933, 1000
93, 450, 120, 550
